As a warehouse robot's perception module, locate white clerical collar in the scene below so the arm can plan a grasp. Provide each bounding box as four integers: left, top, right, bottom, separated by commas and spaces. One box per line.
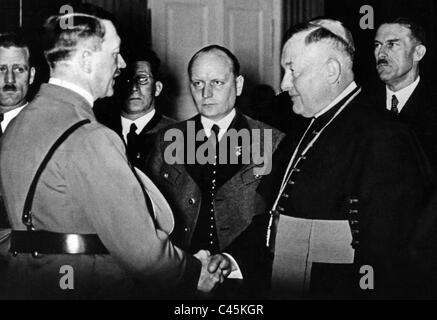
1, 102, 28, 132
386, 76, 420, 113
121, 109, 156, 142
201, 108, 236, 141
315, 81, 358, 118
49, 78, 94, 107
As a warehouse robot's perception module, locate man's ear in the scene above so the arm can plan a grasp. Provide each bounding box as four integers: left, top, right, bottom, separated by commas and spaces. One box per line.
414, 44, 426, 62
326, 58, 341, 85
236, 75, 244, 96
154, 81, 163, 97
29, 66, 36, 85
78, 49, 94, 73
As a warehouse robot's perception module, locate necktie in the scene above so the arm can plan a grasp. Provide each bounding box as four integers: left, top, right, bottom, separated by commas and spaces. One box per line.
211, 124, 220, 145
126, 123, 138, 162
211, 124, 220, 163
391, 94, 399, 115
0, 113, 4, 137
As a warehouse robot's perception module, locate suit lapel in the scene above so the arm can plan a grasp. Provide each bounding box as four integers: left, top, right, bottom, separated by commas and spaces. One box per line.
399, 81, 424, 119
216, 112, 248, 187
138, 112, 163, 138
184, 115, 205, 187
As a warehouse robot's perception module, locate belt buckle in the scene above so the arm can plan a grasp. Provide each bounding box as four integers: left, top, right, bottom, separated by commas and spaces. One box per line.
64, 234, 85, 254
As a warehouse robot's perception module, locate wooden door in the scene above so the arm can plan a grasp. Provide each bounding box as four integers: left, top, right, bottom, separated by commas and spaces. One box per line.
150, 0, 282, 120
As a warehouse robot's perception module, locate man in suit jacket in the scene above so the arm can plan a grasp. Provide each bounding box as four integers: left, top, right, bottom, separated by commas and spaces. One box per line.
0, 32, 36, 229
0, 13, 228, 299
96, 49, 175, 173
146, 45, 284, 298
258, 18, 433, 299
371, 17, 437, 169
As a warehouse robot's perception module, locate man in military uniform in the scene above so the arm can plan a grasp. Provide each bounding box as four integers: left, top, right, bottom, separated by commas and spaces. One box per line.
0, 13, 229, 299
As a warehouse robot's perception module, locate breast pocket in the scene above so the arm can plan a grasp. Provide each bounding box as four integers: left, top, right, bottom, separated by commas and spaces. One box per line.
159, 165, 182, 186
240, 166, 264, 185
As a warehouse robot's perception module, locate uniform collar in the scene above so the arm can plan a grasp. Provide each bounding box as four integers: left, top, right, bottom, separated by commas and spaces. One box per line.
49, 77, 94, 107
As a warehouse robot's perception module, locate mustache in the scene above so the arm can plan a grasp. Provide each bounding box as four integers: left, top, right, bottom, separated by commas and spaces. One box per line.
377, 59, 389, 66
2, 84, 17, 92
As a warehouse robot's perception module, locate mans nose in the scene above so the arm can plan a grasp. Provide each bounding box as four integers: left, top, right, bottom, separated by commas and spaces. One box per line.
377, 45, 388, 59
280, 71, 293, 93
118, 54, 127, 69
4, 69, 16, 84
130, 81, 139, 92
202, 84, 213, 98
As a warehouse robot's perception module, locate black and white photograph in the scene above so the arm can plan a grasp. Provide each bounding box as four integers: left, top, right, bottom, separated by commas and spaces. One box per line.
1, 0, 437, 309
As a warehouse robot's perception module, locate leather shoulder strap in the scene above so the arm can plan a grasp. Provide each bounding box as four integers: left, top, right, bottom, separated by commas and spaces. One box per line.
22, 119, 91, 230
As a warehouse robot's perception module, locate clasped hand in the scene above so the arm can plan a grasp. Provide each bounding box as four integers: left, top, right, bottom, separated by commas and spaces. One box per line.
195, 249, 233, 293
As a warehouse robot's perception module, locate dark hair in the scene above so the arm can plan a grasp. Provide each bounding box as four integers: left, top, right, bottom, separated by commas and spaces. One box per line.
283, 19, 355, 63
386, 17, 426, 46
128, 48, 161, 79
42, 13, 105, 68
187, 44, 240, 77
0, 31, 29, 49
0, 31, 32, 64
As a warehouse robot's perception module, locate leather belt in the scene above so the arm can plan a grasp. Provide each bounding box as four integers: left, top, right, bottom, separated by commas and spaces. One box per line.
10, 230, 109, 255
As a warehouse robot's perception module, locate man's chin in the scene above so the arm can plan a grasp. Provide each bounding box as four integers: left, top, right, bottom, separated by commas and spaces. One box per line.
125, 104, 150, 114
377, 72, 394, 83
0, 97, 21, 107
104, 89, 114, 98
292, 103, 305, 116
377, 66, 393, 77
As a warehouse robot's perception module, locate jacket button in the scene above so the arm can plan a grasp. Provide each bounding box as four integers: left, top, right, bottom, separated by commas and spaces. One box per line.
163, 173, 169, 179
184, 227, 190, 232
188, 198, 196, 205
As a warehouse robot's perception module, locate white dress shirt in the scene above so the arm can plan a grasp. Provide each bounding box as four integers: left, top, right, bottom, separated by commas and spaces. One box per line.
1, 103, 28, 132
121, 109, 156, 143
201, 109, 236, 140
386, 76, 420, 113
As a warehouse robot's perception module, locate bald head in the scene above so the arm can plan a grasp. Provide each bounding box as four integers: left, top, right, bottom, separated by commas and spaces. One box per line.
188, 45, 240, 78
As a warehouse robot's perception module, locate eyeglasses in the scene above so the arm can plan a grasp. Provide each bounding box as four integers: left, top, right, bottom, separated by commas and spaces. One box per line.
126, 74, 153, 86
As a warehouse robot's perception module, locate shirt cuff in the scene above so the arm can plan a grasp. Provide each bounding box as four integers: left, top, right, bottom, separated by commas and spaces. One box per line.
222, 253, 243, 279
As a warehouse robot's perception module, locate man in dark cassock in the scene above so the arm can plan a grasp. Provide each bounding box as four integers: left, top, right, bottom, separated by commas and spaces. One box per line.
258, 18, 434, 299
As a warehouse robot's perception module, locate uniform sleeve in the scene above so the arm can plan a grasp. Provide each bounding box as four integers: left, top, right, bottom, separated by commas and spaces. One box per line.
67, 126, 200, 292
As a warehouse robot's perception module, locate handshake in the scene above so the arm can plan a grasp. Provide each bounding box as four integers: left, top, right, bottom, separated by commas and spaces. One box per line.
194, 249, 234, 293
